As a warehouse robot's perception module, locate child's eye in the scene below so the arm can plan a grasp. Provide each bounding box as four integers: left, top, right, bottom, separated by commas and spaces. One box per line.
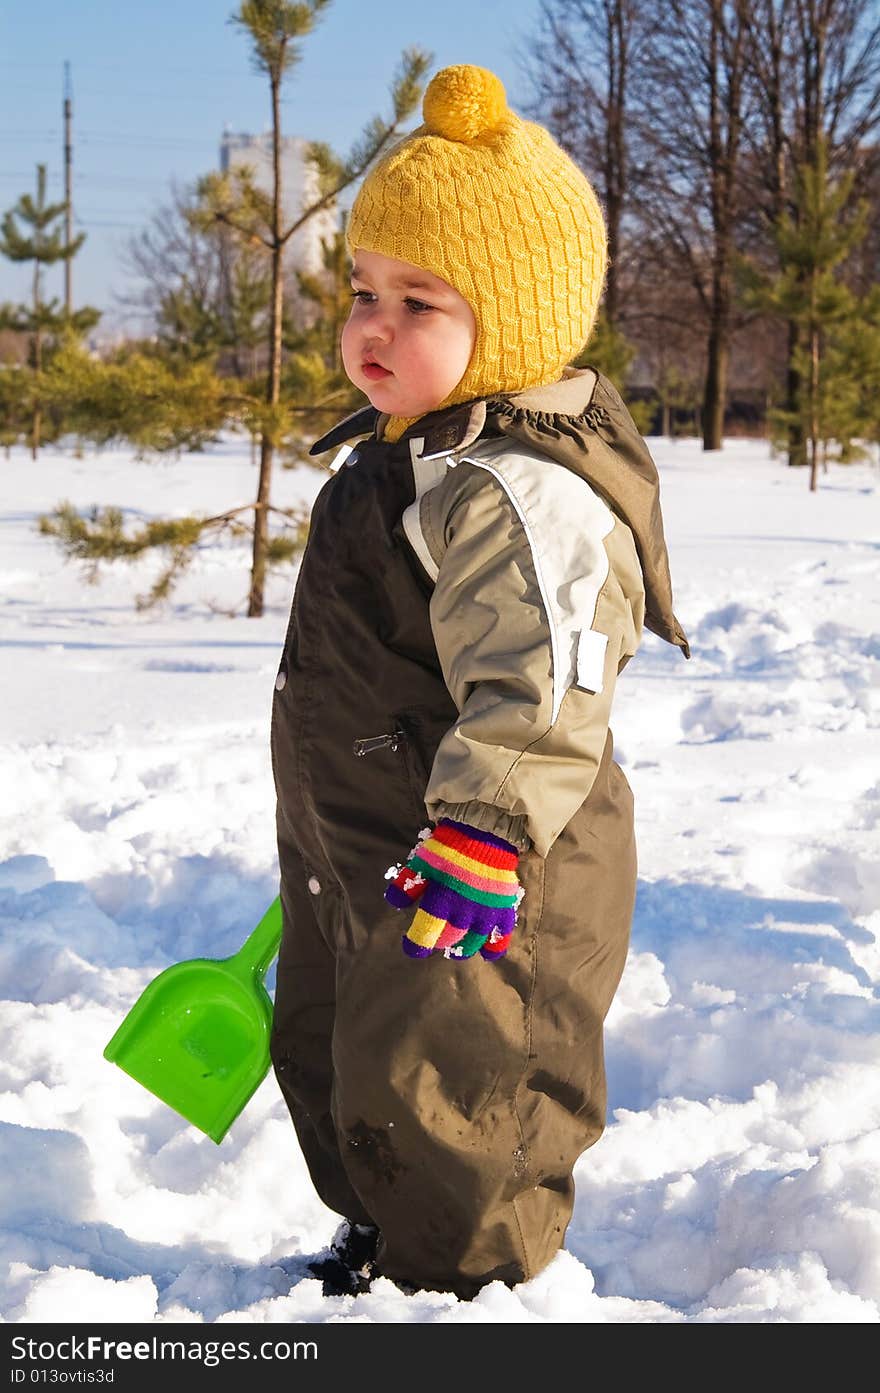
350, 289, 375, 305
404, 298, 434, 315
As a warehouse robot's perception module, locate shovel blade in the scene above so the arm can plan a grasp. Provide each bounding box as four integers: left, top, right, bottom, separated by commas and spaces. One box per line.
104, 957, 275, 1144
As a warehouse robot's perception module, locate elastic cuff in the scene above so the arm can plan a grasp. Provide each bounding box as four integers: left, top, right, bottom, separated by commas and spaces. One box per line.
436, 817, 518, 857
428, 800, 531, 852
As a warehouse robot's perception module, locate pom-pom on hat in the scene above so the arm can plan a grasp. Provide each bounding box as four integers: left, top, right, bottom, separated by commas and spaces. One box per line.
347, 64, 608, 434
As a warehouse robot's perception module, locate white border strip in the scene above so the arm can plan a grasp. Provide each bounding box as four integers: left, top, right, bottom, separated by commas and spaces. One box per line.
460, 454, 565, 725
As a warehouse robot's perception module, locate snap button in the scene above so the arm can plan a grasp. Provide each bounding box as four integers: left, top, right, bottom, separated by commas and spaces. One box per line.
275, 670, 287, 692
307, 876, 321, 895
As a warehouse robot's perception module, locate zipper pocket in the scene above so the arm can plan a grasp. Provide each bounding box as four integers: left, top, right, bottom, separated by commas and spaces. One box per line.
353, 718, 429, 826
352, 730, 404, 757
394, 712, 431, 817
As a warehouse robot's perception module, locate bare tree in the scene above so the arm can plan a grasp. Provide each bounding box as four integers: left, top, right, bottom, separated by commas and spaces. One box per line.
526, 1, 751, 449
521, 0, 652, 327
123, 181, 271, 376
793, 0, 880, 166
630, 0, 750, 451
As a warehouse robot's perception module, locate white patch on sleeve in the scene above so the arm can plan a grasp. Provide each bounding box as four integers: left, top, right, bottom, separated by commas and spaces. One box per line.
576, 628, 609, 694
460, 440, 615, 724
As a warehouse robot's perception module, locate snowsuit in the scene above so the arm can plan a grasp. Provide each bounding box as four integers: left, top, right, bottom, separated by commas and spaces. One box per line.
269, 367, 688, 1298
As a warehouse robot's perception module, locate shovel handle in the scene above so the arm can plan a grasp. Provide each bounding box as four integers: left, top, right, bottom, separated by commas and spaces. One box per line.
232, 897, 283, 980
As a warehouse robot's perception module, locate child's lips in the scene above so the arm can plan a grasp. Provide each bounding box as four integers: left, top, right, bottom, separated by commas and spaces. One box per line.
362, 360, 392, 380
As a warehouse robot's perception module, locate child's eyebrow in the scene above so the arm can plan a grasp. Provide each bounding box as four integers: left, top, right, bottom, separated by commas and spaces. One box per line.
350, 265, 440, 294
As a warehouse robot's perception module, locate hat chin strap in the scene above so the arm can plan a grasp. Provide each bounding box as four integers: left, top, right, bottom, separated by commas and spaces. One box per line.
380, 357, 568, 442
382, 412, 421, 443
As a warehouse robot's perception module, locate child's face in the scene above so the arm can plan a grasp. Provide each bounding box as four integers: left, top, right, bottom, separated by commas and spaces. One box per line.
341, 249, 476, 419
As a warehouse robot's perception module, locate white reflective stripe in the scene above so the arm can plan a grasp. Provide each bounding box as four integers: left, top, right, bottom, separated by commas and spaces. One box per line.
460, 441, 614, 725
329, 443, 355, 473
411, 455, 450, 495
420, 444, 461, 461
402, 498, 440, 581
409, 437, 461, 465
576, 628, 609, 693
401, 449, 452, 582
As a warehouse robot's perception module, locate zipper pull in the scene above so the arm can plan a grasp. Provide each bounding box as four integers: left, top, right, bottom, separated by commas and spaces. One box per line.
353, 730, 403, 757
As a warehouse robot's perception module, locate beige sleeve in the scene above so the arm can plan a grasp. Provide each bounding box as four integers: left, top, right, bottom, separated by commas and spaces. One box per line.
423, 459, 644, 858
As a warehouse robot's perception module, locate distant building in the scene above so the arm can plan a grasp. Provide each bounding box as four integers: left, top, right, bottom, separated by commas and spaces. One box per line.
220, 130, 339, 274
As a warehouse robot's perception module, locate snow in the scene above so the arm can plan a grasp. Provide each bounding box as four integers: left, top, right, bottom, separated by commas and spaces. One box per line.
1, 431, 878, 1324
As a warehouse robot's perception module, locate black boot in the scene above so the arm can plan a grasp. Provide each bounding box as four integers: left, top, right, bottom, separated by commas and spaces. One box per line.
308, 1221, 380, 1297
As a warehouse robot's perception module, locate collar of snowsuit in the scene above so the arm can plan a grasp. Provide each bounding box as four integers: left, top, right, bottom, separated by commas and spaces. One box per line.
310, 368, 690, 659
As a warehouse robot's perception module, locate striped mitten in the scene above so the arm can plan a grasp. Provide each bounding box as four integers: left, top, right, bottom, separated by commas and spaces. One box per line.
384, 818, 523, 961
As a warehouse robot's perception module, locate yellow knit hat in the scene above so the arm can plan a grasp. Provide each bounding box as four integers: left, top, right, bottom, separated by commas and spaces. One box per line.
347, 64, 608, 439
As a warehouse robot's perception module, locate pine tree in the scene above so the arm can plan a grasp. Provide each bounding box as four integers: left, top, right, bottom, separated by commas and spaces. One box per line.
283, 228, 364, 456
821, 282, 880, 463
160, 188, 273, 373
573, 309, 634, 390
198, 0, 430, 615
124, 181, 271, 376
38, 4, 431, 615
0, 163, 99, 455
571, 310, 655, 436
40, 337, 234, 453
37, 338, 311, 610
0, 364, 30, 454
737, 137, 870, 489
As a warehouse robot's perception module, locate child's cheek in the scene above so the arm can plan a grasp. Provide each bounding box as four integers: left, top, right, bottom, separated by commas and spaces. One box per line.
340, 321, 358, 383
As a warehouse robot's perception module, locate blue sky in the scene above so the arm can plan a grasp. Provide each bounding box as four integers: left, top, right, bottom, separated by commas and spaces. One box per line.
0, 0, 543, 331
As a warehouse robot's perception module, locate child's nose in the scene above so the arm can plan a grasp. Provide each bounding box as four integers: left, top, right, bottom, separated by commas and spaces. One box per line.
361, 303, 393, 341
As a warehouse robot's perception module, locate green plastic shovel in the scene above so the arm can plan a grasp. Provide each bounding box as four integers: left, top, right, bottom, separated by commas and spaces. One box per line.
103, 897, 282, 1144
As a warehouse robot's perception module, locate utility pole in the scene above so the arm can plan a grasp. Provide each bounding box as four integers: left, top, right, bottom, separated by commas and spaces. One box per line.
63, 60, 73, 316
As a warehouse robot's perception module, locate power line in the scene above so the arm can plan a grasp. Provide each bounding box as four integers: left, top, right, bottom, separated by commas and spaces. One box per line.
0, 172, 177, 187
0, 81, 256, 104
0, 133, 216, 152
0, 60, 246, 79
80, 132, 217, 149
73, 207, 151, 217
0, 131, 62, 141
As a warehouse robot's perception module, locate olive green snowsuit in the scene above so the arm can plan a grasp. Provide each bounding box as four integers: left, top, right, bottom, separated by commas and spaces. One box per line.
269, 368, 688, 1298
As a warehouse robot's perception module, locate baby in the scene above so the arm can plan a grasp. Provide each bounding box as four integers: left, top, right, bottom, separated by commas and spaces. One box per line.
269, 64, 688, 1300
